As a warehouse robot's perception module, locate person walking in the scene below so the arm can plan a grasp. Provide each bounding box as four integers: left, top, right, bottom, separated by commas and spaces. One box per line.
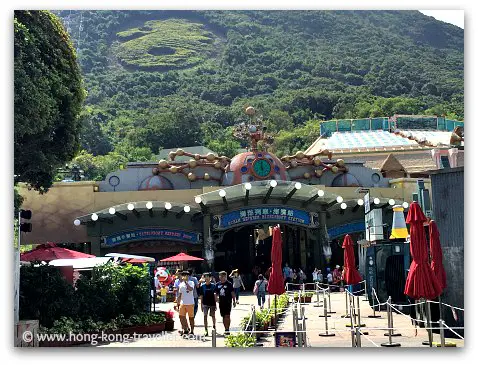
229, 269, 245, 304
283, 263, 292, 286
175, 271, 196, 336
253, 274, 268, 309
326, 268, 333, 286
298, 268, 306, 284
317, 269, 323, 284
312, 268, 319, 283
199, 272, 216, 337
188, 270, 200, 317
214, 271, 236, 336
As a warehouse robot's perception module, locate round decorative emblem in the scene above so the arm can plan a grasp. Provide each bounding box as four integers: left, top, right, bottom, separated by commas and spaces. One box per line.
371, 173, 381, 183
109, 175, 120, 187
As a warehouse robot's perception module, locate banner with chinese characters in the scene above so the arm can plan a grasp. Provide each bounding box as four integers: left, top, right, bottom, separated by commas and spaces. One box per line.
102, 228, 201, 247
212, 206, 318, 230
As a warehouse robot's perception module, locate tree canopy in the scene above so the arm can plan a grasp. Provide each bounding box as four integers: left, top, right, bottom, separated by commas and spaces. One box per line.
14, 11, 86, 192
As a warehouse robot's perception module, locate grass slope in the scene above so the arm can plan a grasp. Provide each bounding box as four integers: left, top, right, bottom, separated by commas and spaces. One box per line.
114, 19, 216, 71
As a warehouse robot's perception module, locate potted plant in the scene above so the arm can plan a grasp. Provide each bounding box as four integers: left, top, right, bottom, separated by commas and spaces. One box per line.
165, 310, 175, 331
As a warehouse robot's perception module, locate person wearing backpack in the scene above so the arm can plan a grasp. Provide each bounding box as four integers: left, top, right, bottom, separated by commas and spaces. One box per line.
199, 272, 216, 337
253, 274, 268, 309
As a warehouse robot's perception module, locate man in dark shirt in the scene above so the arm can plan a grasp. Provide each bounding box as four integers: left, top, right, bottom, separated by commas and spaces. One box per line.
199, 272, 216, 337
214, 271, 236, 335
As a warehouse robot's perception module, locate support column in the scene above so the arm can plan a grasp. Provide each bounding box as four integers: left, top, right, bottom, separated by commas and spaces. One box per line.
91, 236, 101, 256
317, 209, 328, 270
311, 228, 321, 270
288, 227, 295, 267
299, 229, 307, 269
202, 214, 214, 271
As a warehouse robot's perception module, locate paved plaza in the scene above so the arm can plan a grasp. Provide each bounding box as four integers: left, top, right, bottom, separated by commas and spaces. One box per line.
95, 291, 464, 348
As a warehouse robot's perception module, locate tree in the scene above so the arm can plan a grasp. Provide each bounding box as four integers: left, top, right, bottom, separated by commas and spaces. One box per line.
14, 11, 86, 193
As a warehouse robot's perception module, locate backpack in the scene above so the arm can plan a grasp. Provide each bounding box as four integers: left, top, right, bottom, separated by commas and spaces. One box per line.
253, 280, 264, 295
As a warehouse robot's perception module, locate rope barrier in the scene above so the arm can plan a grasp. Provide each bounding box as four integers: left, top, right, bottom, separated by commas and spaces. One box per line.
442, 322, 465, 340
389, 303, 439, 324
359, 329, 380, 347
427, 300, 465, 312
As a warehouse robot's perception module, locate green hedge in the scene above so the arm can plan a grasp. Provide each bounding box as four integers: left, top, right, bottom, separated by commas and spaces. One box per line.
20, 262, 150, 327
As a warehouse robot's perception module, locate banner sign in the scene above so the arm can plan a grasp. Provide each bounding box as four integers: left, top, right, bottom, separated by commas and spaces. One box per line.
213, 206, 318, 230
103, 228, 201, 247
327, 221, 365, 239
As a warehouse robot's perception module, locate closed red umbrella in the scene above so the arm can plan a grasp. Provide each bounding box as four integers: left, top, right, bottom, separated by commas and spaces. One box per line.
268, 226, 285, 295
20, 242, 95, 262
268, 225, 284, 330
160, 252, 204, 262
342, 234, 362, 285
404, 202, 441, 299
429, 220, 446, 292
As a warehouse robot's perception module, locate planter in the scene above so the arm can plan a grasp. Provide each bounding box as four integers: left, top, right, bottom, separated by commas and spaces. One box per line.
165, 320, 175, 331
121, 322, 166, 335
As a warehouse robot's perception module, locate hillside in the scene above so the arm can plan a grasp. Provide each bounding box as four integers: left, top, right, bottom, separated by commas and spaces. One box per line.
54, 10, 464, 179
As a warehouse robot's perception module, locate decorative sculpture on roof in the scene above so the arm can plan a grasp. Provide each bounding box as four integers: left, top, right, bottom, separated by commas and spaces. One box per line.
450, 126, 464, 147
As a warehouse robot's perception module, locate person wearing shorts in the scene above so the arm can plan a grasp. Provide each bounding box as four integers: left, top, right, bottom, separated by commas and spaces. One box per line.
175, 271, 196, 336
199, 272, 216, 336
214, 271, 236, 336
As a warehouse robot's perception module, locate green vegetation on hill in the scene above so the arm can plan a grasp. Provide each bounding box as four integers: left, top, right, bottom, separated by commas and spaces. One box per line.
114, 19, 216, 70
52, 10, 463, 179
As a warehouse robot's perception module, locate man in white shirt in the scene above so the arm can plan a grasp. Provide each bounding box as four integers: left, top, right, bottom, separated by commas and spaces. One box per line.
175, 271, 196, 335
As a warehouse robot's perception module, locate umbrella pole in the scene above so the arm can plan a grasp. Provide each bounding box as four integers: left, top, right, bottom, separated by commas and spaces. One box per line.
422, 299, 433, 347
275, 294, 277, 331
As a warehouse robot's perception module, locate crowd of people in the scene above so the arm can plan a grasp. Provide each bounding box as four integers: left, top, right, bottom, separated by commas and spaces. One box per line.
154, 264, 346, 338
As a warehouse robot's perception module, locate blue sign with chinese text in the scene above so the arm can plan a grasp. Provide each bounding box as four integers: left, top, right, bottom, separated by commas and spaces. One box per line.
213, 207, 318, 230
103, 228, 201, 247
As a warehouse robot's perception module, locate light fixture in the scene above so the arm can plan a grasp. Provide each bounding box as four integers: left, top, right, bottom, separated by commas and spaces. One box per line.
244, 182, 252, 190
194, 196, 202, 204
373, 198, 380, 205
270, 180, 277, 188
184, 205, 191, 213
340, 202, 347, 210
402, 201, 409, 209
388, 199, 396, 206
219, 189, 226, 197
294, 182, 302, 190
127, 203, 134, 211
318, 190, 325, 197
73, 219, 81, 226
109, 207, 116, 215
165, 202, 172, 210
336, 196, 343, 203
357, 198, 364, 206
146, 201, 153, 210
91, 213, 98, 221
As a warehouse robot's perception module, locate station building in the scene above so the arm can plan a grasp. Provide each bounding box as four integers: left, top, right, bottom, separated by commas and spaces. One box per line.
18, 113, 464, 283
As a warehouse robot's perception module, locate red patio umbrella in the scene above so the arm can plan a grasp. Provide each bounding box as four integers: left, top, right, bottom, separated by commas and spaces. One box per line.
268, 225, 285, 329
404, 202, 442, 299
429, 220, 447, 292
20, 242, 95, 262
160, 252, 204, 262
342, 234, 362, 285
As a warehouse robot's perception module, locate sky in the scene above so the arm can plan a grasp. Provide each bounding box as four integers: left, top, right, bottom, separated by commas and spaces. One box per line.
419, 10, 464, 28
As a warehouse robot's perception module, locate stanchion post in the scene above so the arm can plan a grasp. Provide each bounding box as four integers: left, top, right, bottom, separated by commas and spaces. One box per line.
319, 291, 335, 337
389, 301, 401, 337
356, 295, 368, 335
327, 288, 336, 314
381, 297, 401, 347
439, 319, 445, 348
349, 292, 356, 347
342, 287, 350, 318
363, 280, 368, 302
422, 300, 433, 347
355, 327, 362, 347
252, 305, 256, 334
212, 328, 217, 347
368, 288, 381, 318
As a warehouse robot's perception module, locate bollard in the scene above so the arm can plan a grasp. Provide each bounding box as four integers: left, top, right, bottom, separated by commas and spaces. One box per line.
212, 328, 217, 347
368, 288, 381, 318
319, 292, 335, 337
381, 297, 401, 347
